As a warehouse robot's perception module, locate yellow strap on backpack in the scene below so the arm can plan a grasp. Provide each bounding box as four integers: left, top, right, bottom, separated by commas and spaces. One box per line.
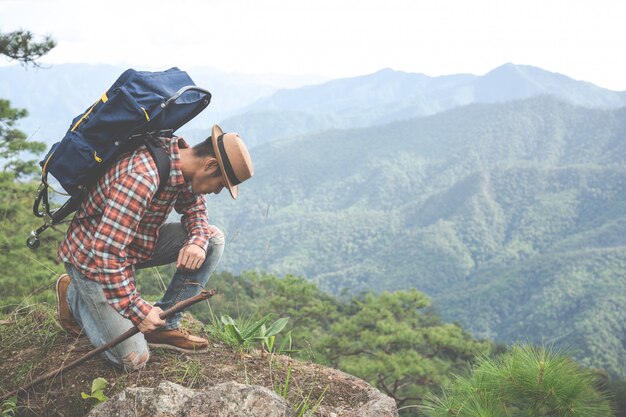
70, 93, 108, 131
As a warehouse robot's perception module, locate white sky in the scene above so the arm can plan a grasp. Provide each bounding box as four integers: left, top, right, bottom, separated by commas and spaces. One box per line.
1, 0, 625, 90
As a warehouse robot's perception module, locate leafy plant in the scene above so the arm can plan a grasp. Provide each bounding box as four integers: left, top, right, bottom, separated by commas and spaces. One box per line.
220, 314, 268, 348
81, 377, 109, 405
258, 318, 293, 353
420, 344, 614, 417
1, 396, 17, 417
207, 313, 290, 352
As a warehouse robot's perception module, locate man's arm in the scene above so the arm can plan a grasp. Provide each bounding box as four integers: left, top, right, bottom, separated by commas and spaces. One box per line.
175, 188, 213, 252
91, 171, 157, 326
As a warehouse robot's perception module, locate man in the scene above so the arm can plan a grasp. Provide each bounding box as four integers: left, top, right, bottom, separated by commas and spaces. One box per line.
55, 124, 253, 371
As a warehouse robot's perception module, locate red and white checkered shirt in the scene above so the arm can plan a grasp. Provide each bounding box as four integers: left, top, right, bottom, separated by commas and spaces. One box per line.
58, 137, 211, 326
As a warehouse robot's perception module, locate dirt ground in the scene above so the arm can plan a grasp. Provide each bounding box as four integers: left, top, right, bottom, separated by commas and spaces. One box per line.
0, 320, 370, 416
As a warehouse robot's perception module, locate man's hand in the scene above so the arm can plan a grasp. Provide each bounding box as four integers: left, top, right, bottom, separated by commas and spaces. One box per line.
177, 244, 206, 270
138, 306, 165, 334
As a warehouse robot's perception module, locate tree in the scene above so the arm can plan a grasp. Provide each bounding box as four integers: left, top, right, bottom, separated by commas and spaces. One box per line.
0, 29, 54, 178
0, 28, 57, 308
0, 28, 55, 180
421, 344, 614, 417
0, 29, 55, 67
314, 289, 493, 413
0, 99, 46, 179
0, 177, 62, 309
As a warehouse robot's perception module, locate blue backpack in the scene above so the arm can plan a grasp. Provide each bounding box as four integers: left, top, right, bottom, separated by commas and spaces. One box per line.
28, 67, 211, 249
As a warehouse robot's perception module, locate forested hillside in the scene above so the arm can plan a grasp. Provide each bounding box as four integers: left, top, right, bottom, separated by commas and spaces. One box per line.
209, 96, 626, 378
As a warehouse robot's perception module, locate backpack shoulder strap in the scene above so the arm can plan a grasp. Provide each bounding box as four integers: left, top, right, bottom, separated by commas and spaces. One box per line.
145, 138, 171, 195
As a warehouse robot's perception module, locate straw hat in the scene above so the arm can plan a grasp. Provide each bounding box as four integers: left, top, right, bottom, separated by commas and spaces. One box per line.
211, 124, 254, 199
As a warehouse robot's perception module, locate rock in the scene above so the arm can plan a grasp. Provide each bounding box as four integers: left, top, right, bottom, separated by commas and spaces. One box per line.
88, 381, 194, 417
315, 367, 398, 417
183, 381, 294, 417
88, 381, 294, 417
87, 366, 398, 417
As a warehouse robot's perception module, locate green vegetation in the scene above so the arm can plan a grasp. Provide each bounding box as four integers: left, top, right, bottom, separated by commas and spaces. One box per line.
161, 354, 204, 388
137, 269, 626, 416
0, 173, 64, 310
1, 396, 16, 417
275, 366, 328, 417
205, 313, 290, 352
0, 30, 62, 311
0, 99, 47, 180
140, 269, 495, 414
421, 345, 613, 417
212, 97, 626, 379
1, 265, 624, 416
80, 377, 109, 405
0, 29, 55, 68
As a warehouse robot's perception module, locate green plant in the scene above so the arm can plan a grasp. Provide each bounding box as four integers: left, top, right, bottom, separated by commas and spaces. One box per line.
0, 303, 62, 353
207, 313, 290, 351
0, 303, 63, 388
258, 318, 292, 353
421, 344, 614, 417
275, 330, 300, 355
294, 384, 328, 417
275, 365, 292, 399
275, 366, 328, 417
221, 314, 268, 347
162, 356, 203, 388
81, 377, 109, 405
1, 396, 17, 417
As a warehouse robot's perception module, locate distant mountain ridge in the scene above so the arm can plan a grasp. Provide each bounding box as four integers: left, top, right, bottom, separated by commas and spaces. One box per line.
247, 63, 626, 112
2, 62, 625, 149
221, 63, 626, 147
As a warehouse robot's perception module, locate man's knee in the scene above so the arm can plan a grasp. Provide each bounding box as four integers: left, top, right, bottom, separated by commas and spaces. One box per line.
121, 348, 150, 371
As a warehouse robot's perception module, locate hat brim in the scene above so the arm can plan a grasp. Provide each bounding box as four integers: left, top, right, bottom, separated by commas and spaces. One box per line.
211, 124, 238, 199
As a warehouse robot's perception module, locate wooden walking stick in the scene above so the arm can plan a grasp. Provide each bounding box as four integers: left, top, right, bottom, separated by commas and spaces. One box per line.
1, 289, 216, 402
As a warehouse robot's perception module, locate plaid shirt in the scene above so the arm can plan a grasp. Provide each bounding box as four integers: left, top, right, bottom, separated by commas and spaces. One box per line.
59, 137, 211, 326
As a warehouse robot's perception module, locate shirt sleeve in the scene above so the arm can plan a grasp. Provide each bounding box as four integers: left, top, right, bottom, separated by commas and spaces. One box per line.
174, 185, 212, 251
91, 171, 157, 326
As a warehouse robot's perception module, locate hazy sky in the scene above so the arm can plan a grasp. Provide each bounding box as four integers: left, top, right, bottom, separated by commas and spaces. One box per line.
1, 0, 625, 90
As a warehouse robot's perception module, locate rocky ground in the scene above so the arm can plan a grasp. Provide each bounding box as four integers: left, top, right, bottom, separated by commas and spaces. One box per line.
0, 306, 396, 416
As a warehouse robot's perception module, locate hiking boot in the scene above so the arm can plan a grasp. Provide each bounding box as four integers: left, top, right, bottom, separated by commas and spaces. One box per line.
145, 328, 209, 353
55, 274, 83, 336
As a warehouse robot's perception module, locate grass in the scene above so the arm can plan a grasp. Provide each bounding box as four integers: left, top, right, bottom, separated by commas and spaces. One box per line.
161, 353, 204, 388
1, 396, 17, 417
270, 358, 329, 417
0, 303, 62, 352
0, 302, 63, 391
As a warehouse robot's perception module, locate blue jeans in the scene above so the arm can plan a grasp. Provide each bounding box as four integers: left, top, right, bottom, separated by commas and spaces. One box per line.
65, 223, 224, 370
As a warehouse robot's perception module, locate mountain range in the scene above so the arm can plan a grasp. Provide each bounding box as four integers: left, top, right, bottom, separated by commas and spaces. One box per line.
219, 63, 626, 147
1, 62, 625, 148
